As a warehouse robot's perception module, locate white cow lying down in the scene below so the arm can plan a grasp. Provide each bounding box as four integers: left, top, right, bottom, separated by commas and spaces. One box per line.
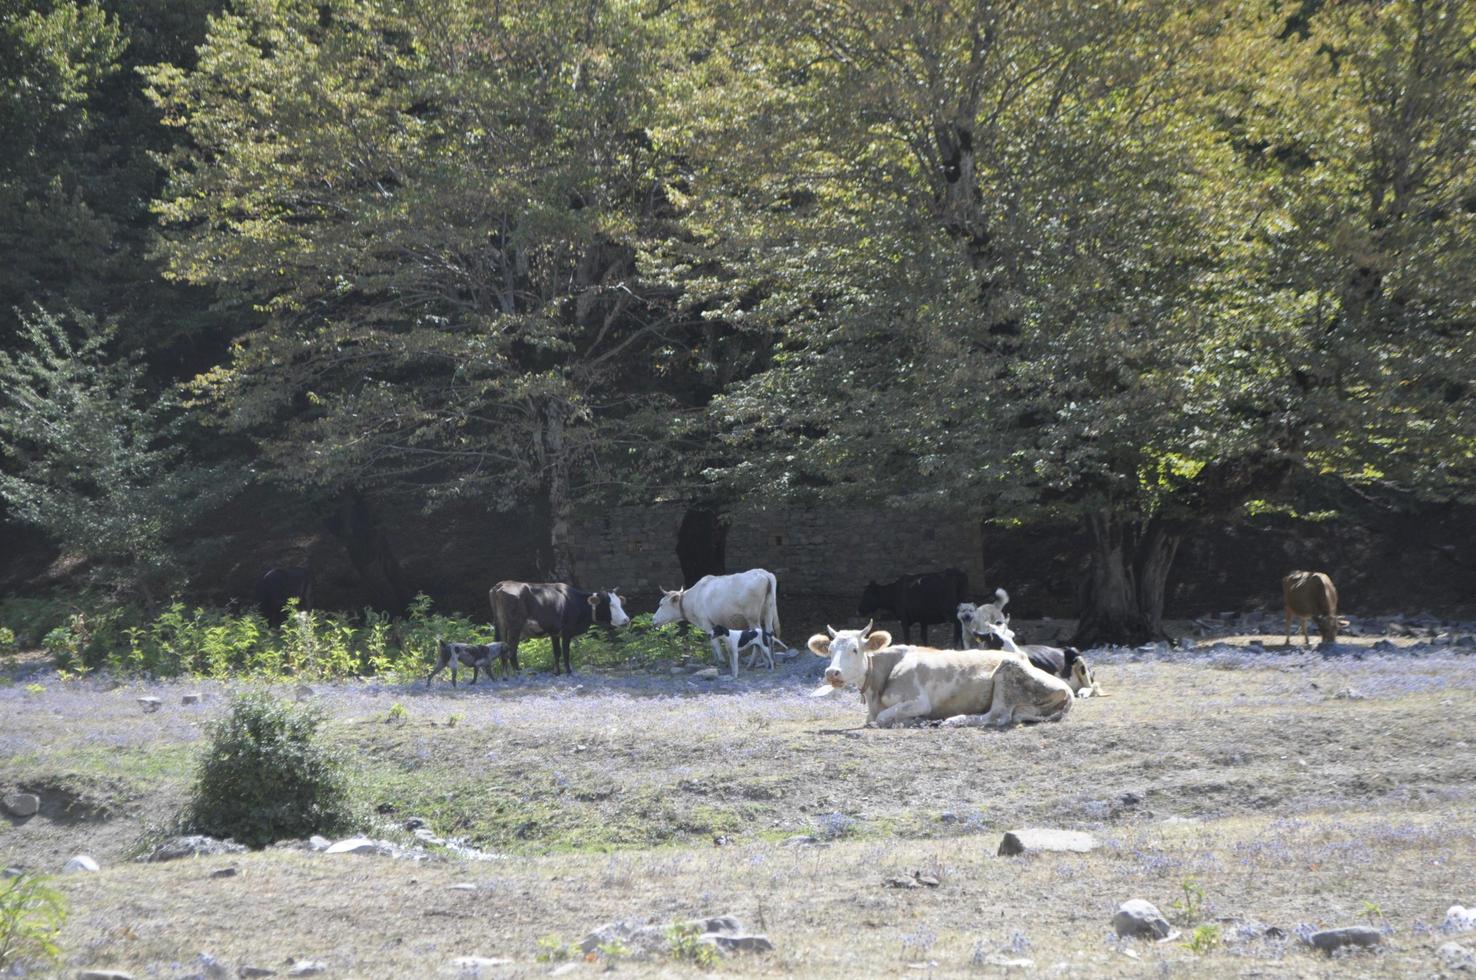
808, 622, 1074, 729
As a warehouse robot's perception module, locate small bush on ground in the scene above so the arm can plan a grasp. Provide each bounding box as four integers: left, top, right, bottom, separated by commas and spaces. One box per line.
181, 690, 356, 847
0, 872, 66, 970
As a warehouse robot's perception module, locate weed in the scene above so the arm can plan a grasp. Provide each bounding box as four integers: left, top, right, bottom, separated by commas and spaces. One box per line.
446, 712, 464, 728
667, 922, 719, 968
1182, 924, 1221, 955
0, 872, 66, 969
596, 938, 634, 961
534, 934, 581, 963
1362, 900, 1388, 926
1169, 877, 1208, 926
386, 703, 409, 725
181, 690, 356, 847
24, 683, 44, 696
0, 625, 15, 656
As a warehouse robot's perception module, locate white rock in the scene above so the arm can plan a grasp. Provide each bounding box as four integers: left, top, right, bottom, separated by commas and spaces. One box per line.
138, 696, 162, 713
307, 835, 332, 852
448, 883, 478, 891
982, 955, 1035, 968
64, 854, 100, 873
1447, 905, 1476, 932
549, 965, 580, 977
998, 828, 1100, 856
2, 792, 40, 817
692, 667, 720, 679
444, 957, 513, 973
286, 960, 327, 976
1439, 941, 1474, 970
1112, 899, 1177, 941
324, 837, 395, 856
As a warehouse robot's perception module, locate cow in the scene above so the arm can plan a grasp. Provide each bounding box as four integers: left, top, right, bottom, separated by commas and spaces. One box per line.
976, 619, 1102, 698
957, 588, 1011, 649
709, 626, 777, 677
808, 621, 1073, 728
1283, 570, 1343, 646
427, 639, 511, 687
858, 568, 970, 647
652, 569, 782, 671
255, 567, 314, 629
489, 582, 630, 676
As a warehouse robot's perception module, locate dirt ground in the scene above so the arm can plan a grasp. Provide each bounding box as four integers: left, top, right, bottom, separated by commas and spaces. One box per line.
3, 628, 1475, 977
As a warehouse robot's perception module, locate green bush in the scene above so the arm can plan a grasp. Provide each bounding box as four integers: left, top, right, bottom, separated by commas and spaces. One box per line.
0, 872, 66, 970
181, 690, 356, 847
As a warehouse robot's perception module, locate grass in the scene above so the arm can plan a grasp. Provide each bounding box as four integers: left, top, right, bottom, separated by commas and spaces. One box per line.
2, 638, 1475, 975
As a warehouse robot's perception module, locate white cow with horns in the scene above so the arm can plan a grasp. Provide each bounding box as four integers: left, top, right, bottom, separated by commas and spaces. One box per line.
808, 621, 1074, 728
652, 569, 784, 675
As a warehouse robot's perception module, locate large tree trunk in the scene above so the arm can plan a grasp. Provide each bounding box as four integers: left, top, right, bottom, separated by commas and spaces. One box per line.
325, 488, 410, 616
675, 505, 727, 587
539, 404, 576, 584
1071, 510, 1177, 648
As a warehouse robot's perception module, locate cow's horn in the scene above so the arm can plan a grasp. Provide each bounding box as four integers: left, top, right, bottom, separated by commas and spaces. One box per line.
861, 619, 874, 637
826, 625, 837, 638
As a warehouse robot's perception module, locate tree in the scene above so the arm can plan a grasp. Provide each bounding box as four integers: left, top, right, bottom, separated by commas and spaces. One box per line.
0, 310, 242, 599
147, 0, 694, 583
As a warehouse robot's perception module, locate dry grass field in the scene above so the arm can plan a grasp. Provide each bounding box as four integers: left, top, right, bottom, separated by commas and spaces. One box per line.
4, 629, 1476, 978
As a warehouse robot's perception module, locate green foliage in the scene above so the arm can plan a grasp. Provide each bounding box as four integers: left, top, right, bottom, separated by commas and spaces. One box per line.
0, 626, 15, 656
182, 690, 356, 848
385, 702, 409, 725
0, 872, 67, 970
1182, 924, 1221, 956
1169, 878, 1208, 926
0, 310, 244, 600
534, 935, 582, 963
666, 922, 719, 969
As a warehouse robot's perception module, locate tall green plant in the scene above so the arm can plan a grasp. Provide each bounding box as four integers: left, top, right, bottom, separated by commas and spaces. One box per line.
0, 872, 66, 970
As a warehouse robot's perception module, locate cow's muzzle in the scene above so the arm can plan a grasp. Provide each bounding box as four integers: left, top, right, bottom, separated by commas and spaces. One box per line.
824, 669, 844, 687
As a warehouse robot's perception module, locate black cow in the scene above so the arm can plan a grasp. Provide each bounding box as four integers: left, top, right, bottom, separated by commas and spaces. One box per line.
489, 581, 631, 676
255, 567, 314, 628
857, 568, 970, 648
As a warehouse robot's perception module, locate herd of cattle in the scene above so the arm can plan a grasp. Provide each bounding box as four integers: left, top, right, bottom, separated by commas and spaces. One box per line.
258, 564, 1345, 729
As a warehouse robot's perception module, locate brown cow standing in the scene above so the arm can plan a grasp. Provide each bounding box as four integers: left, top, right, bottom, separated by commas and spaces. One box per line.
1282, 570, 1341, 646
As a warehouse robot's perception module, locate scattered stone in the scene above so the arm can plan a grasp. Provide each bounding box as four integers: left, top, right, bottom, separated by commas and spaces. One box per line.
2, 866, 23, 878
196, 952, 230, 978
782, 835, 820, 847
181, 693, 202, 705
323, 837, 396, 856
141, 835, 248, 862
1439, 941, 1474, 970
2, 792, 40, 817
997, 829, 1100, 856
708, 934, 775, 954
1264, 926, 1287, 940
211, 866, 239, 879
1112, 900, 1177, 941
138, 696, 162, 713
884, 870, 940, 889
548, 965, 580, 977
1160, 815, 1200, 826
981, 955, 1035, 969
307, 836, 332, 852
1308, 926, 1383, 953
294, 685, 314, 701
236, 966, 276, 978
692, 667, 720, 680
1333, 688, 1366, 700
404, 816, 428, 831
669, 666, 686, 675
285, 960, 327, 976
1447, 905, 1476, 932
448, 882, 478, 891
444, 956, 513, 972
78, 971, 135, 980
64, 854, 100, 874
578, 915, 770, 959
884, 876, 920, 889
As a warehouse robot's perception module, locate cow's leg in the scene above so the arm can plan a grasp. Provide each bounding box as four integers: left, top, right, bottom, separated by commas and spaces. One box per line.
993, 659, 1073, 725
874, 690, 934, 728
1284, 608, 1293, 647
561, 633, 574, 675
1301, 616, 1311, 646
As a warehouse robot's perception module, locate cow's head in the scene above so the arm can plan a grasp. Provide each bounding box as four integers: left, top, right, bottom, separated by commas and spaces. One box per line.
808, 621, 892, 693
857, 581, 883, 616
650, 587, 684, 627
1063, 648, 1099, 695
588, 589, 631, 628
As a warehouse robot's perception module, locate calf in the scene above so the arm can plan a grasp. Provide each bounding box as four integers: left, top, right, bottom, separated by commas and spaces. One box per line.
977, 620, 1102, 698
1282, 570, 1343, 646
709, 626, 777, 677
427, 639, 510, 687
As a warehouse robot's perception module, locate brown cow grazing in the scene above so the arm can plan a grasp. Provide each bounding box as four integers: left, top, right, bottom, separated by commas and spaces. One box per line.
1283, 570, 1341, 646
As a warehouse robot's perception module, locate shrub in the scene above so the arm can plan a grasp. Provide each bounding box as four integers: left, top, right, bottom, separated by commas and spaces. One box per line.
181, 690, 356, 847
0, 872, 66, 970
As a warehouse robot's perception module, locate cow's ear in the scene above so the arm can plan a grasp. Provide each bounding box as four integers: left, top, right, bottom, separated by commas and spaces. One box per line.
586, 594, 600, 606
808, 634, 832, 656
863, 630, 892, 651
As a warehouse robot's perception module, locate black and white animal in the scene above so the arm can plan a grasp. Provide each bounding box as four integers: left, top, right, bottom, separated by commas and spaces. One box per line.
957, 588, 1011, 649
489, 581, 630, 676
708, 626, 778, 677
976, 619, 1102, 698
858, 568, 970, 647
255, 566, 314, 629
427, 639, 510, 687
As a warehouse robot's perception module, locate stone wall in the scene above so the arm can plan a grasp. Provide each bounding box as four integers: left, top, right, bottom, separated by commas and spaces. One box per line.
572, 503, 987, 620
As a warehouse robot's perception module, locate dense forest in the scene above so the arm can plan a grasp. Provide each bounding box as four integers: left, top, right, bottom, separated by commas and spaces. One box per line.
1, 0, 1472, 645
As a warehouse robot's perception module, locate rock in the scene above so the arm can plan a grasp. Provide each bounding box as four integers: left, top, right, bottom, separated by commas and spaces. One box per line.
294, 685, 315, 700
286, 960, 327, 976
2, 792, 40, 817
307, 836, 332, 852
196, 953, 230, 979
141, 835, 248, 862
181, 693, 202, 705
236, 966, 277, 978
997, 829, 1100, 856
138, 696, 162, 713
211, 866, 238, 879
1112, 899, 1177, 941
2, 866, 23, 878
548, 965, 580, 977
708, 934, 774, 954
324, 837, 395, 856
404, 816, 428, 831
448, 882, 478, 891
1447, 905, 1476, 932
782, 835, 820, 847
1439, 942, 1474, 970
78, 972, 135, 980
884, 876, 920, 889
669, 666, 686, 675
64, 854, 100, 874
981, 955, 1035, 968
884, 870, 939, 889
692, 667, 720, 679
444, 956, 513, 972
1308, 926, 1383, 953
578, 915, 763, 959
